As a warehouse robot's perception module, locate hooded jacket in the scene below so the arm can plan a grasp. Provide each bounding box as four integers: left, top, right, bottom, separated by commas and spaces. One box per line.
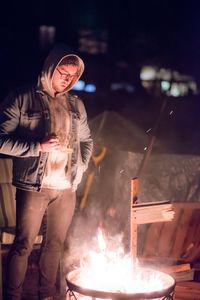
0, 44, 93, 191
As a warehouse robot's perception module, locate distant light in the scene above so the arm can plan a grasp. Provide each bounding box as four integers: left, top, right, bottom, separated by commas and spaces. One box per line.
189, 81, 198, 94
125, 84, 135, 93
72, 81, 96, 93
111, 83, 123, 91
39, 25, 56, 49
84, 84, 96, 93
140, 66, 157, 80
170, 83, 181, 97
72, 80, 85, 91
111, 83, 135, 93
79, 29, 108, 54
161, 81, 170, 91
157, 68, 172, 81
178, 83, 188, 96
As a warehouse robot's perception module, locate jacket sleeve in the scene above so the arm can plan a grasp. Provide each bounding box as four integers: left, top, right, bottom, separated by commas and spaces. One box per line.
0, 93, 40, 157
78, 99, 93, 171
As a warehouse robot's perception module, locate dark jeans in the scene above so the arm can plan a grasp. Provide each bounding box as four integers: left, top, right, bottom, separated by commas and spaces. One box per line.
6, 187, 76, 300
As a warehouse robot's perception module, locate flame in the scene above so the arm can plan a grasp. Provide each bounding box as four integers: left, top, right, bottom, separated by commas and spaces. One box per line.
97, 227, 106, 252
70, 228, 174, 296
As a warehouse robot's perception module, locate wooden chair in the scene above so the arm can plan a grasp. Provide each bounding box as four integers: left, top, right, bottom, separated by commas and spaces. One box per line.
139, 202, 200, 263
136, 201, 200, 294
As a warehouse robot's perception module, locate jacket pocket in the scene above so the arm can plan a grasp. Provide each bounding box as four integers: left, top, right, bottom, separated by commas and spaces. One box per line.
20, 110, 47, 137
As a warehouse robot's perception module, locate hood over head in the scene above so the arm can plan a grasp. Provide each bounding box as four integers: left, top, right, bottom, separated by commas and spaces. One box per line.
38, 43, 85, 97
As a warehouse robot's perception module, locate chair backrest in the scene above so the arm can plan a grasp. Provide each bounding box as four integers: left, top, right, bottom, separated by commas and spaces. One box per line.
0, 158, 16, 228
140, 202, 200, 263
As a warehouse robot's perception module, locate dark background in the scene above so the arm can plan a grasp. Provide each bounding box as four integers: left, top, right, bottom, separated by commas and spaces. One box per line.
0, 0, 200, 94
0, 0, 200, 146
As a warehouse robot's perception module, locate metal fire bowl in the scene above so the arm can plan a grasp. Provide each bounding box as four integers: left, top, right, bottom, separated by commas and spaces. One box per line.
66, 268, 176, 300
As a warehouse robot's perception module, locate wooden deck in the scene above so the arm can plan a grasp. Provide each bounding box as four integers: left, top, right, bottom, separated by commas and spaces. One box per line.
175, 281, 200, 300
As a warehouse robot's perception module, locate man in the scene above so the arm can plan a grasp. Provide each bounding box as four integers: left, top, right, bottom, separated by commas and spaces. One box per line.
0, 44, 93, 300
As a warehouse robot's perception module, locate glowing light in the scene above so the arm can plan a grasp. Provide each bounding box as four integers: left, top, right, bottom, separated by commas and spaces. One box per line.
72, 80, 85, 91
140, 65, 198, 97
170, 83, 181, 97
157, 68, 172, 81
140, 66, 157, 81
161, 80, 170, 91
72, 81, 96, 93
97, 228, 106, 252
84, 84, 96, 93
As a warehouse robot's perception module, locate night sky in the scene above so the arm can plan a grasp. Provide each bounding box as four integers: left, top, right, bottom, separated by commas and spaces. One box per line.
0, 0, 200, 98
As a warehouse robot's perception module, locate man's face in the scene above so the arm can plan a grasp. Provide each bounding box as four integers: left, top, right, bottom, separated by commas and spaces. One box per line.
52, 64, 79, 93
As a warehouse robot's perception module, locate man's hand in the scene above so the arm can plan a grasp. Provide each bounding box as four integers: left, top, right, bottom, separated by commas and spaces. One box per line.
39, 135, 61, 152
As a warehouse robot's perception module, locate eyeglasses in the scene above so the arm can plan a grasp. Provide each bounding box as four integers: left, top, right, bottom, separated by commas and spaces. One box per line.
56, 68, 78, 81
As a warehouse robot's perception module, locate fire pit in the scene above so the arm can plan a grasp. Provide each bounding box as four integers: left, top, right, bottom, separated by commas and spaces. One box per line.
66, 267, 175, 300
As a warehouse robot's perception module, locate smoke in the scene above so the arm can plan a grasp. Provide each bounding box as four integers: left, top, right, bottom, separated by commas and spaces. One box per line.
64, 202, 127, 271
63, 151, 141, 270
63, 104, 200, 271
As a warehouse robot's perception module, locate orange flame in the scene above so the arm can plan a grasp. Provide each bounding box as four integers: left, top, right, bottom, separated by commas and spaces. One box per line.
72, 228, 174, 295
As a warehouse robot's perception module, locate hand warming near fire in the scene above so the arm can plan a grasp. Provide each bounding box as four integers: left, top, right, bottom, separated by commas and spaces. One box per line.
39, 135, 61, 152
